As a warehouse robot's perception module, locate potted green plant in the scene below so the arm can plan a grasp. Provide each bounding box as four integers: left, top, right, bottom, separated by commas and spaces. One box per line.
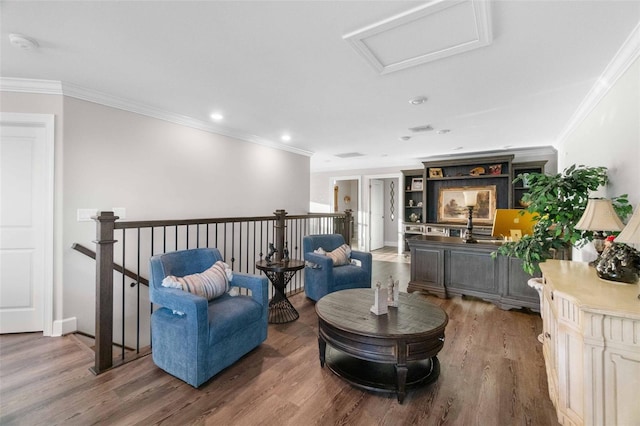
495, 164, 631, 275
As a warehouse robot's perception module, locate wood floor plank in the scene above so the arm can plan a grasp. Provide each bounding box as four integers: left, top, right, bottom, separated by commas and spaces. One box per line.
0, 251, 559, 425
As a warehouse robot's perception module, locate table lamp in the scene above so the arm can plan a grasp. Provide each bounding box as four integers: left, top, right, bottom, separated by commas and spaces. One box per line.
615, 204, 640, 247
607, 204, 640, 289
575, 198, 624, 264
462, 190, 478, 244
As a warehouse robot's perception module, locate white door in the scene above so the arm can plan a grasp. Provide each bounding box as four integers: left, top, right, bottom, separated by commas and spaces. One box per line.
0, 114, 54, 333
370, 179, 384, 250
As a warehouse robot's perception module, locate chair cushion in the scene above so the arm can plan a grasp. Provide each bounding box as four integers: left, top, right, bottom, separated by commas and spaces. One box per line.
333, 264, 370, 289
208, 294, 264, 341
162, 261, 232, 301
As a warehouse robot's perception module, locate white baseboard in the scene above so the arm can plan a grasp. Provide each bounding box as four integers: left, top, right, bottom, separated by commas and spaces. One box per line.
384, 240, 399, 247
52, 317, 77, 336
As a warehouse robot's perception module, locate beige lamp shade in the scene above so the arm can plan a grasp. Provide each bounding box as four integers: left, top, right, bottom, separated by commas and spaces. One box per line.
575, 198, 624, 231
615, 204, 640, 244
463, 190, 478, 207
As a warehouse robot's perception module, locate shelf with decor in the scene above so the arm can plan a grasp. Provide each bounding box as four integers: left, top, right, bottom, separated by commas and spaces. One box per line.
402, 169, 426, 251
511, 161, 547, 209
422, 155, 514, 232
402, 169, 425, 224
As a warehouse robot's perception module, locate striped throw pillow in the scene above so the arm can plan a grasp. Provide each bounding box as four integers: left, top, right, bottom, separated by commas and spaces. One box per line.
326, 244, 351, 266
161, 261, 232, 300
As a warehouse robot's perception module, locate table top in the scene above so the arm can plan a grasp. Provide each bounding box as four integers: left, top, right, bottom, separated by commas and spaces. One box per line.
316, 288, 448, 339
540, 260, 640, 319
255, 259, 304, 273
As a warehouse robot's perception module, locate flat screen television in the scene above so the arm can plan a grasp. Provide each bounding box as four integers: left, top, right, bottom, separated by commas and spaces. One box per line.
491, 209, 537, 240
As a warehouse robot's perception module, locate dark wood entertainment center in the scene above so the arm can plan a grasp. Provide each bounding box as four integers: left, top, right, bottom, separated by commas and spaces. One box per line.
402, 151, 554, 310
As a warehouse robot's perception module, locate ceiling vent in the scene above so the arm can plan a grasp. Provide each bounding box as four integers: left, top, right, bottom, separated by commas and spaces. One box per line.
335, 152, 365, 158
409, 125, 434, 133
343, 0, 492, 75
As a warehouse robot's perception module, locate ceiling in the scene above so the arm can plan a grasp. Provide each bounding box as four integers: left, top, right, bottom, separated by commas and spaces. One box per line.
2, 1, 639, 172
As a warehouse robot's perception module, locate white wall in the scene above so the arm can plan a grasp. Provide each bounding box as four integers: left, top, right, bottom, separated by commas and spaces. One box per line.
1, 92, 310, 336
382, 178, 401, 246
559, 57, 639, 207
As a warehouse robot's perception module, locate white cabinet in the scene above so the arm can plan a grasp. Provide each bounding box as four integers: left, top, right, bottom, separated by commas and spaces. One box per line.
539, 260, 640, 426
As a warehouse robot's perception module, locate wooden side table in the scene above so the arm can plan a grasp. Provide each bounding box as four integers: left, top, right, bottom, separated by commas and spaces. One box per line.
256, 259, 304, 324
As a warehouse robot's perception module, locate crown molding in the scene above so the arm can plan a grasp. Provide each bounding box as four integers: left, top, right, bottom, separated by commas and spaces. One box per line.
556, 22, 640, 146
0, 77, 313, 157
0, 77, 63, 95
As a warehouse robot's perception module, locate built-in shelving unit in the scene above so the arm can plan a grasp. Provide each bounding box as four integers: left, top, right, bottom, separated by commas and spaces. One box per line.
402, 169, 425, 223
511, 160, 547, 209
401, 151, 556, 246
422, 155, 514, 236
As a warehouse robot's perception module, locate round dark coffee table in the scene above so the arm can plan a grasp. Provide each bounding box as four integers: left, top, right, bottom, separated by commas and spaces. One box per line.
315, 288, 448, 403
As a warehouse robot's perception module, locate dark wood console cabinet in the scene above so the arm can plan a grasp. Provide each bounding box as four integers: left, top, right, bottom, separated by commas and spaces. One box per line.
407, 235, 540, 311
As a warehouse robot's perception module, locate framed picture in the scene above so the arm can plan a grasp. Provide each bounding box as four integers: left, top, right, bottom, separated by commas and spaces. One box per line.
429, 168, 443, 178
411, 178, 424, 191
437, 185, 496, 225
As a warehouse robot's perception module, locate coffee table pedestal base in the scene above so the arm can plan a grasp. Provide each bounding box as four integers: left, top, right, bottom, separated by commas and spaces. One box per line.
324, 346, 440, 403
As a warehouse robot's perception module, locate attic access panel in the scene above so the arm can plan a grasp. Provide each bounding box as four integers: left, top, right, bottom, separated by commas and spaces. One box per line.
343, 0, 492, 75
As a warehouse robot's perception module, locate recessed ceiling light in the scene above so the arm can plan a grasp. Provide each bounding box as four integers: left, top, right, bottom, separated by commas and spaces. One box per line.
281, 134, 291, 142
9, 33, 38, 50
436, 129, 450, 134
400, 136, 411, 141
210, 113, 223, 121
409, 96, 427, 105
452, 146, 464, 151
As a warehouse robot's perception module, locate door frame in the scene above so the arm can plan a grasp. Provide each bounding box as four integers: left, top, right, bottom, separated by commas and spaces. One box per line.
0, 112, 55, 335
363, 173, 403, 254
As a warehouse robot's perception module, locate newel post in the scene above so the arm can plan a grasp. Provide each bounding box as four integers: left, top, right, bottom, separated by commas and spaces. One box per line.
343, 209, 353, 246
273, 209, 287, 261
91, 211, 118, 374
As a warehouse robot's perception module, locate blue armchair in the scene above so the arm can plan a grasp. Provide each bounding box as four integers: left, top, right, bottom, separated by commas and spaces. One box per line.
149, 248, 268, 387
303, 234, 372, 301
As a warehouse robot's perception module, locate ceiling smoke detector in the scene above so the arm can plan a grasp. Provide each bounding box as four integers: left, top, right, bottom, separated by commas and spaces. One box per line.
409, 96, 427, 105
9, 33, 39, 50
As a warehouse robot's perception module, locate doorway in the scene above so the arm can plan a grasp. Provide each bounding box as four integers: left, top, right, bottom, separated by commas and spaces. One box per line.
0, 113, 54, 334
366, 174, 402, 254
332, 177, 360, 248
370, 179, 384, 250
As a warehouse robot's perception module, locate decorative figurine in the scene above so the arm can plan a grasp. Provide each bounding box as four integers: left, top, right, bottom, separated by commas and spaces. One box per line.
370, 282, 388, 315
387, 275, 400, 307
595, 242, 640, 284
283, 242, 290, 263
265, 243, 276, 264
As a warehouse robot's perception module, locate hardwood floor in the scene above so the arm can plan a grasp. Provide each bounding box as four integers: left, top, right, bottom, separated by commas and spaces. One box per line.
371, 246, 411, 293
0, 255, 559, 426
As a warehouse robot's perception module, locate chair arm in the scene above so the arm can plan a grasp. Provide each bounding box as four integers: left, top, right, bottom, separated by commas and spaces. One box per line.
151, 287, 209, 320
351, 250, 372, 274
231, 272, 269, 308
304, 252, 334, 269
